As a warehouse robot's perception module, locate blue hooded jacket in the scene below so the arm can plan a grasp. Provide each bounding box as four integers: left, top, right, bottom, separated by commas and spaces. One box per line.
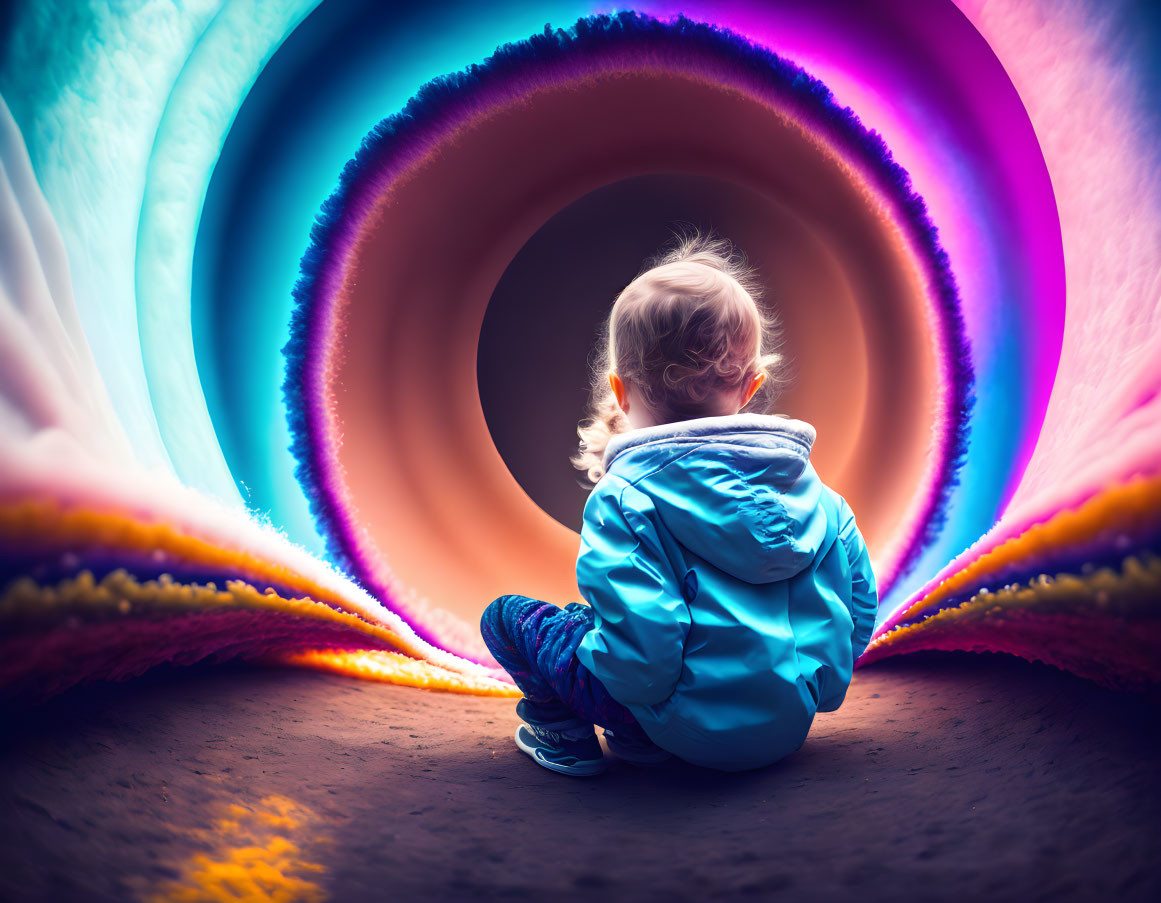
574, 412, 878, 772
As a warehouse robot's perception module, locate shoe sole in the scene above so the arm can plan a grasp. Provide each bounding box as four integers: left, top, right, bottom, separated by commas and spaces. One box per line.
513, 726, 606, 777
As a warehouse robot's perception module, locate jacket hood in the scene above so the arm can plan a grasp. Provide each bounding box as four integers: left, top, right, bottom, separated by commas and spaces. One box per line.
602, 413, 828, 584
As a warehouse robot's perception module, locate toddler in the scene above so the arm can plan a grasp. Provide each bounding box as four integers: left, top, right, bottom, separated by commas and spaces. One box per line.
480, 230, 878, 775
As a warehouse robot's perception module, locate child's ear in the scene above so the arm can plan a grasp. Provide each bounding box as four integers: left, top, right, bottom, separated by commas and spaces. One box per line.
609, 372, 628, 412
743, 371, 766, 405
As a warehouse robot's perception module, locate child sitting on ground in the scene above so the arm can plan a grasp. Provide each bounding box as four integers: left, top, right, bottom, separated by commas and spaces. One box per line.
480, 229, 878, 775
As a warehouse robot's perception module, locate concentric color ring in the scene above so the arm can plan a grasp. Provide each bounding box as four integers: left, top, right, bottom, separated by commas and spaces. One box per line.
284, 11, 972, 660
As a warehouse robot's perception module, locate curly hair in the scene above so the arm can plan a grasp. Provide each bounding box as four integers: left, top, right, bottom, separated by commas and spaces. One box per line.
571, 226, 789, 485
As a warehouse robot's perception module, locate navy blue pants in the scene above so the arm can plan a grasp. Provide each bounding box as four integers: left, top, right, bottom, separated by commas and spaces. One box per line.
480, 594, 656, 743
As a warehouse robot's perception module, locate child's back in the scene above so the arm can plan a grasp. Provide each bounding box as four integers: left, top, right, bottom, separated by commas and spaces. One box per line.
482, 229, 878, 776
575, 411, 877, 772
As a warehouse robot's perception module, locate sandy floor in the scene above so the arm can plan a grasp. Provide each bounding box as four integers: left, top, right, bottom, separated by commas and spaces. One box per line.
0, 651, 1157, 902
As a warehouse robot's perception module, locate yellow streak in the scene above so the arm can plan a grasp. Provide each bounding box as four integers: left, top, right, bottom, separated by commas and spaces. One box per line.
867, 554, 1161, 654
278, 649, 520, 697
0, 500, 443, 659
145, 795, 327, 903
889, 473, 1161, 626
1, 569, 516, 696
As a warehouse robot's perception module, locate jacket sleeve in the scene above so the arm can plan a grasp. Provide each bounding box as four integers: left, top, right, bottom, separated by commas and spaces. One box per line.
574, 478, 691, 707
833, 491, 879, 660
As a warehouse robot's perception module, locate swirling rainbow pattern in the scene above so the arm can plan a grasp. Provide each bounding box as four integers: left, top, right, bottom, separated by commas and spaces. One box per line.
0, 0, 1157, 703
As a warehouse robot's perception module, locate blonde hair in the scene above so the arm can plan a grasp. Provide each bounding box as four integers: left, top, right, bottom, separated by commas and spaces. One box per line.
571, 227, 788, 484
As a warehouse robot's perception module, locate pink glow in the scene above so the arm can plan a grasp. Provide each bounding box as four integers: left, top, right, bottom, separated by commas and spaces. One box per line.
876, 0, 1161, 635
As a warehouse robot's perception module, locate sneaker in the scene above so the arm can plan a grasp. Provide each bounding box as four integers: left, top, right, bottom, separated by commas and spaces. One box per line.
603, 727, 674, 765
513, 723, 607, 776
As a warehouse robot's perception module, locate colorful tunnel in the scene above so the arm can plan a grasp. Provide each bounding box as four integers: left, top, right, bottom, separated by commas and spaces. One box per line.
0, 0, 1158, 701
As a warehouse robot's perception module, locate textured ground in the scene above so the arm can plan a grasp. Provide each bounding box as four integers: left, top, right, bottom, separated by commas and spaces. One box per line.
0, 652, 1157, 902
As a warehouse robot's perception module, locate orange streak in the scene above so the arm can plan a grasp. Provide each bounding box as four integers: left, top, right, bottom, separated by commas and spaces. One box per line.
884, 473, 1161, 629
